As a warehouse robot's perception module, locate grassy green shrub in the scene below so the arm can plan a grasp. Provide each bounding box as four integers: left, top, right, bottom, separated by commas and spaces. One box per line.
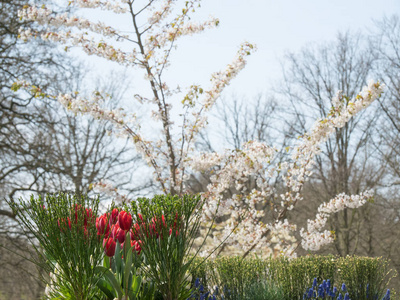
189, 255, 396, 300
128, 194, 212, 300
9, 193, 104, 300
266, 255, 337, 299
336, 256, 395, 300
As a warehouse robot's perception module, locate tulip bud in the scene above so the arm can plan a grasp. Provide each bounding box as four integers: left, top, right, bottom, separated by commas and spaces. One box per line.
111, 223, 126, 244
96, 214, 110, 237
118, 211, 132, 231
58, 217, 72, 232
84, 208, 94, 227
138, 213, 143, 222
135, 240, 142, 254
103, 237, 116, 257
109, 208, 119, 225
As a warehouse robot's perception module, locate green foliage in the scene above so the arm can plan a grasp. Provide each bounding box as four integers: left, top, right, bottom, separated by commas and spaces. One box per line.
129, 194, 211, 300
8, 193, 104, 300
95, 233, 156, 300
189, 255, 396, 300
336, 256, 395, 300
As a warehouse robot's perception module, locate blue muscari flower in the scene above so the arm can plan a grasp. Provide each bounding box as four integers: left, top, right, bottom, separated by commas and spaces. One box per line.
382, 289, 390, 300
366, 284, 370, 299
318, 284, 325, 297
307, 287, 313, 299
337, 293, 343, 300
344, 293, 350, 300
333, 287, 338, 294
342, 283, 347, 292
327, 279, 331, 290
200, 291, 209, 300
195, 278, 200, 288
313, 278, 318, 288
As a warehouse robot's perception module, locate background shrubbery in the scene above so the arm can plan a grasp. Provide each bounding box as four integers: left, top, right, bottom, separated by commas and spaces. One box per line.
190, 255, 397, 300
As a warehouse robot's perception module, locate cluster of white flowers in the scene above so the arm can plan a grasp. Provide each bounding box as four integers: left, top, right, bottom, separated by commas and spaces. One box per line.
147, 0, 174, 26
19, 5, 123, 38
145, 17, 219, 51
19, 28, 138, 64
57, 92, 127, 130
68, 0, 128, 14
300, 190, 373, 251
17, 5, 139, 65
191, 141, 280, 252
203, 42, 256, 110
92, 181, 129, 203
192, 81, 384, 256
283, 80, 385, 201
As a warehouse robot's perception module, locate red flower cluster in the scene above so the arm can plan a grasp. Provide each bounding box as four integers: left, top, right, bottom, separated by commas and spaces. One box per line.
139, 212, 181, 241
57, 204, 95, 235
96, 209, 142, 257
97, 209, 182, 257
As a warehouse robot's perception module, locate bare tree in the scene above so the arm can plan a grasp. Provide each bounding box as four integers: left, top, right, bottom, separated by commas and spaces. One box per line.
373, 15, 400, 186
277, 31, 386, 257
367, 15, 400, 281
0, 1, 148, 298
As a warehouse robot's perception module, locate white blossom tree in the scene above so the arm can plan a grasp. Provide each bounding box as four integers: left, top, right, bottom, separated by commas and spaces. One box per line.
14, 0, 384, 257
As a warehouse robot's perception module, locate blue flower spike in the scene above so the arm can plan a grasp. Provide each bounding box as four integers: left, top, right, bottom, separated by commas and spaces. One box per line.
382, 289, 390, 300
313, 278, 318, 288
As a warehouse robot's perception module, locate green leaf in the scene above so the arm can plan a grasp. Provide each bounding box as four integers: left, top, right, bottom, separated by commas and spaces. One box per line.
131, 275, 142, 297
124, 232, 131, 262
96, 278, 116, 299
103, 256, 110, 269
95, 266, 123, 299
115, 242, 122, 275
124, 250, 133, 292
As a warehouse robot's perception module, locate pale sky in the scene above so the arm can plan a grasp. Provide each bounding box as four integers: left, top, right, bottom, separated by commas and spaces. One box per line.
78, 0, 400, 102
167, 0, 400, 97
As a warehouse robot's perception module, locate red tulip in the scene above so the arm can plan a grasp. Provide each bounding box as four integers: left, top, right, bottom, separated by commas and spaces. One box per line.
138, 213, 143, 222
111, 223, 126, 244
135, 240, 142, 254
118, 211, 132, 231
58, 217, 72, 232
103, 237, 116, 257
161, 215, 166, 228
169, 227, 179, 237
109, 208, 119, 225
72, 204, 83, 224
96, 214, 110, 237
84, 208, 95, 226
130, 223, 140, 240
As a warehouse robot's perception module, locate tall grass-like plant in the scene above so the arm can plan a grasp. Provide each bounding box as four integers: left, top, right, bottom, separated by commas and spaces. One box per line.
336, 256, 395, 300
189, 257, 283, 300
8, 193, 104, 300
189, 255, 396, 300
129, 194, 215, 300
